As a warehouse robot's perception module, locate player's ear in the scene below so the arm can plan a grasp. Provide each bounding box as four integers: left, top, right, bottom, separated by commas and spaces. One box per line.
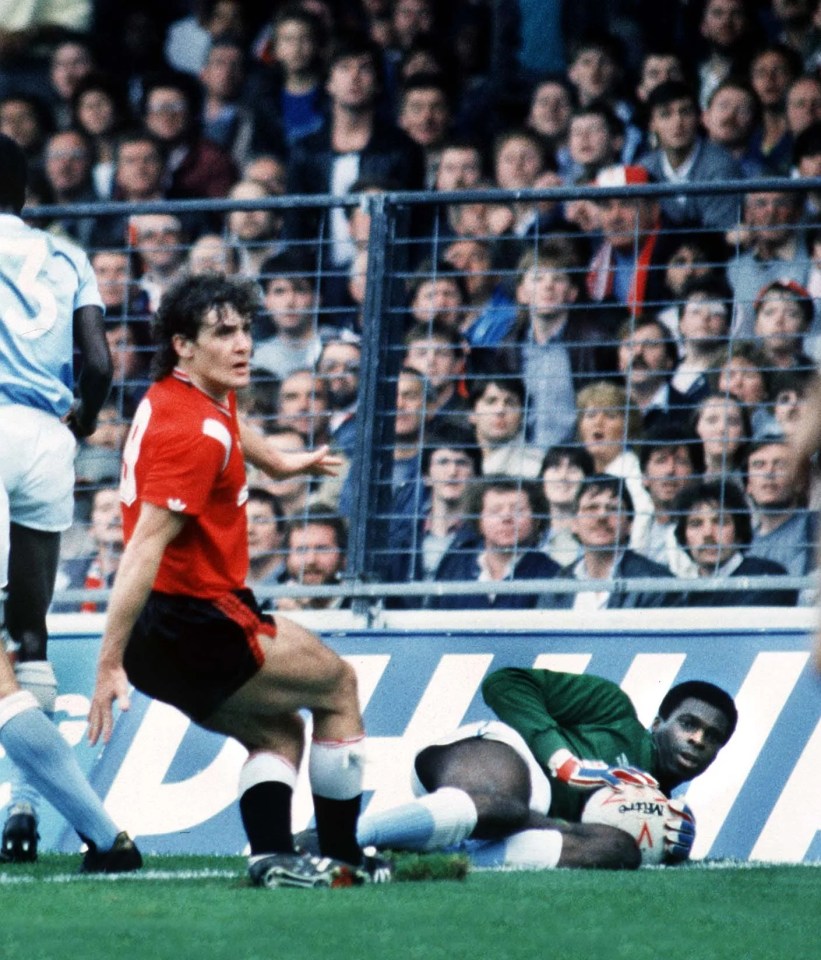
172, 332, 194, 360
650, 715, 661, 732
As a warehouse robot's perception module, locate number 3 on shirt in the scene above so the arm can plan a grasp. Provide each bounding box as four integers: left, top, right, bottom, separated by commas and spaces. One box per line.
0, 237, 58, 339
120, 399, 152, 506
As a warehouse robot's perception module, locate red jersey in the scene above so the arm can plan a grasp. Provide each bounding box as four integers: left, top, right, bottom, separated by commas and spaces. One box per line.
120, 370, 249, 597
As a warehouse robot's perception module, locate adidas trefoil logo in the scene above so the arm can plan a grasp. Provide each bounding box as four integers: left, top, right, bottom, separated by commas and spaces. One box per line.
167, 498, 187, 511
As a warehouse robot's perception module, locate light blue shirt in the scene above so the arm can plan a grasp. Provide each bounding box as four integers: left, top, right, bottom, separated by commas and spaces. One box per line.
0, 214, 103, 417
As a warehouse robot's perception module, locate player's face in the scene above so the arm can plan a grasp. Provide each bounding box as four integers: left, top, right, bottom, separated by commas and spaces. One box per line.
573, 487, 631, 550
178, 305, 253, 401
479, 489, 535, 551
653, 698, 731, 783
683, 501, 739, 572
469, 383, 523, 445
286, 523, 343, 584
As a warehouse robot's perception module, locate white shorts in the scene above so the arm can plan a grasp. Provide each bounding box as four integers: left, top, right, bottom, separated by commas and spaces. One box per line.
411, 719, 552, 815
0, 405, 76, 532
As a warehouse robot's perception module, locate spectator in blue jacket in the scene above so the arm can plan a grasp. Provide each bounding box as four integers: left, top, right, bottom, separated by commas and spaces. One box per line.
430, 475, 559, 610
674, 480, 798, 606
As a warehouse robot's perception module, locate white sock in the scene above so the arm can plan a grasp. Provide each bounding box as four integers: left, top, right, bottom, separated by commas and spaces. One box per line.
309, 737, 364, 800
473, 829, 563, 870
15, 661, 57, 714
357, 787, 478, 851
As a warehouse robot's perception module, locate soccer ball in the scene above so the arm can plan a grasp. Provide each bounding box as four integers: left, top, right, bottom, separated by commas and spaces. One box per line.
580, 782, 669, 866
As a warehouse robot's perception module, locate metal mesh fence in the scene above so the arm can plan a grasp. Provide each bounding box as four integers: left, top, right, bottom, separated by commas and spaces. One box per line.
42, 176, 821, 613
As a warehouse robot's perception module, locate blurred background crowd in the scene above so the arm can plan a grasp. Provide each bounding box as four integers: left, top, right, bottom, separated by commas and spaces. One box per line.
10, 0, 821, 612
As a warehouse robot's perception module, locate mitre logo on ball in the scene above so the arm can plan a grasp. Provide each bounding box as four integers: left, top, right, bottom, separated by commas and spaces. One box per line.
580, 782, 670, 866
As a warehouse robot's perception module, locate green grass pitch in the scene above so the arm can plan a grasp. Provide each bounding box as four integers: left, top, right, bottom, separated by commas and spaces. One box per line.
1, 855, 819, 960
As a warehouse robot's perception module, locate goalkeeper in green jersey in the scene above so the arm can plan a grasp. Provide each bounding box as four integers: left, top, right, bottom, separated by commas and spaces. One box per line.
354, 669, 736, 869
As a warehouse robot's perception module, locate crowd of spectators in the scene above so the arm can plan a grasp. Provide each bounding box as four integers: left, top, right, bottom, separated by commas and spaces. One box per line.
12, 0, 821, 611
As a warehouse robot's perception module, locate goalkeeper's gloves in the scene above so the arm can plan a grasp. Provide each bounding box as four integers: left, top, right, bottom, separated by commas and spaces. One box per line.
548, 748, 659, 791
663, 797, 696, 863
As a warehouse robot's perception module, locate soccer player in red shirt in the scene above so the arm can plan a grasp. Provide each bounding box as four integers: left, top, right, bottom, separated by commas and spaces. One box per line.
88, 273, 389, 887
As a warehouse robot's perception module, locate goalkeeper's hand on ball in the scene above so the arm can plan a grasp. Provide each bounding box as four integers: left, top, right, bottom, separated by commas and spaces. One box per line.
548, 748, 659, 790
663, 797, 696, 863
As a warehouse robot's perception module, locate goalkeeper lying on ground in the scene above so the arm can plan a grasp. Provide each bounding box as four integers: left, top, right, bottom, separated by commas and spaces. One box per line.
353, 670, 737, 869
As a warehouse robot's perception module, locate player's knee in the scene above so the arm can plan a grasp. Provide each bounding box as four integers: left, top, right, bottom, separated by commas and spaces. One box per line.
332, 657, 358, 702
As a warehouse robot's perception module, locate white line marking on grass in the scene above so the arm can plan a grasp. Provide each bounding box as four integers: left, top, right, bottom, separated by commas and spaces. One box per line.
0, 868, 242, 885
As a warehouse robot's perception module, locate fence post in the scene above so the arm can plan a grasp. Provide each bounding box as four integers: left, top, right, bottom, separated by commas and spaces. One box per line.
345, 193, 407, 614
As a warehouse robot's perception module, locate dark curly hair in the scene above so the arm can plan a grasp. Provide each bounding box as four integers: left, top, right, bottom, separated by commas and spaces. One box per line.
150, 272, 262, 380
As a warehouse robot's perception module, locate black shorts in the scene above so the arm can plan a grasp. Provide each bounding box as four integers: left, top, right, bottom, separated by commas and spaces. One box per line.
123, 589, 274, 723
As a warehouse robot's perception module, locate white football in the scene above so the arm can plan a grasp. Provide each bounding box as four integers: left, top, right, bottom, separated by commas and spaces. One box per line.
580, 782, 669, 866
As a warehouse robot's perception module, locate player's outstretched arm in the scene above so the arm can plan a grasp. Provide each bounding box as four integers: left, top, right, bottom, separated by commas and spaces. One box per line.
88, 503, 185, 745
239, 420, 342, 478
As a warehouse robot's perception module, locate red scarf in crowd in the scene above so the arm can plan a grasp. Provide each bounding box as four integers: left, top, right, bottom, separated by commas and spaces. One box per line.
586, 223, 660, 316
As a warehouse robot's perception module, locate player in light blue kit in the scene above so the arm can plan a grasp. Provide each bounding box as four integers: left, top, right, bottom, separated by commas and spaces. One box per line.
0, 133, 141, 871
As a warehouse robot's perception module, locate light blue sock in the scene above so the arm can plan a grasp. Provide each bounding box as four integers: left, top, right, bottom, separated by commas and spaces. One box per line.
9, 662, 59, 816
0, 701, 119, 850
357, 788, 478, 852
